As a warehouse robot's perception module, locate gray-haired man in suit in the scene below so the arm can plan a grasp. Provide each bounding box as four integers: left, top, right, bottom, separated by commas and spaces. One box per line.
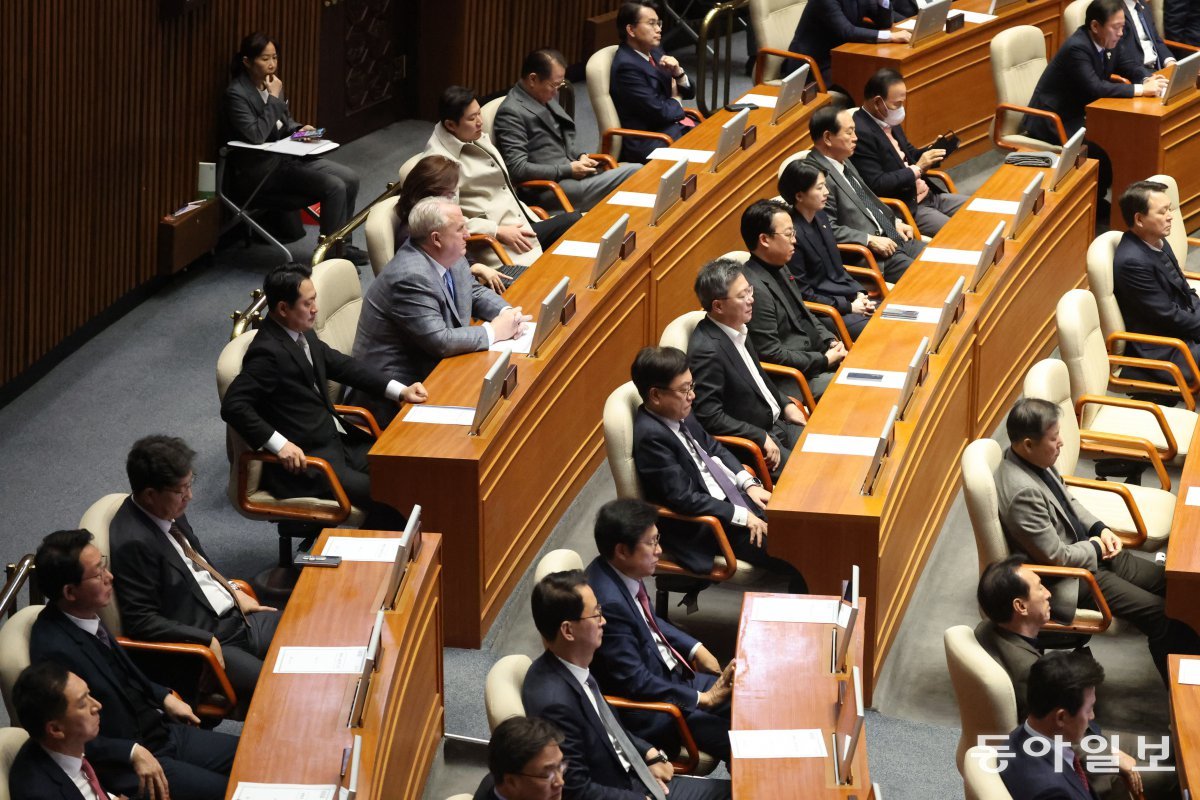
348, 197, 530, 425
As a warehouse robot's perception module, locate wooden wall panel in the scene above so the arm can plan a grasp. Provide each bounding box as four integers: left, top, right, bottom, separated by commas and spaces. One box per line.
0, 1, 321, 390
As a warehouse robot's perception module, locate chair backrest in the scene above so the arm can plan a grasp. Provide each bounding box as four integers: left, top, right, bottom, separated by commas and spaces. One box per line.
0, 727, 30, 800
398, 152, 424, 185
480, 95, 506, 140
1085, 232, 1127, 357
586, 46, 624, 159
310, 258, 362, 402
1054, 289, 1112, 429
484, 654, 532, 732
1148, 173, 1189, 267
603, 382, 649, 501
990, 26, 1049, 138
79, 493, 133, 637
659, 311, 707, 350
365, 196, 401, 277
963, 745, 1015, 800
1022, 358, 1083, 476
778, 150, 811, 180
749, 0, 810, 82
0, 605, 45, 725
961, 438, 1011, 574
1062, 0, 1088, 34
535, 549, 584, 584
216, 331, 264, 503
1147, 0, 1165, 38
945, 626, 1018, 774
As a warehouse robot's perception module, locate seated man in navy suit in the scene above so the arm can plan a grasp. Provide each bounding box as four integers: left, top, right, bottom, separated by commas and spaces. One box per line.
8, 662, 117, 800
522, 570, 732, 800
610, 1, 697, 163
783, 0, 912, 90
1113, 0, 1176, 82
471, 716, 566, 800
586, 499, 734, 763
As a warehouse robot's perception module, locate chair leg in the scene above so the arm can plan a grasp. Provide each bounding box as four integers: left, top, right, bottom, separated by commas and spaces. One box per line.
656, 587, 671, 621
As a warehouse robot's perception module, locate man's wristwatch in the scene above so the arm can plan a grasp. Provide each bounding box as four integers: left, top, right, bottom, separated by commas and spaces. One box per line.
647, 751, 670, 765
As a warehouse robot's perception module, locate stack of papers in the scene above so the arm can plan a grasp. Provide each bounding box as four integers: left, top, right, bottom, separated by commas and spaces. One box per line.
967, 198, 1021, 215
321, 537, 402, 562
491, 324, 536, 355
553, 240, 600, 258
1183, 486, 1200, 506
608, 191, 657, 208
273, 646, 367, 674
728, 729, 828, 758
801, 434, 880, 457
736, 93, 778, 108
228, 139, 339, 157
751, 596, 841, 623
920, 247, 983, 266
231, 784, 338, 800
646, 148, 714, 164
1179, 658, 1200, 684
403, 405, 475, 426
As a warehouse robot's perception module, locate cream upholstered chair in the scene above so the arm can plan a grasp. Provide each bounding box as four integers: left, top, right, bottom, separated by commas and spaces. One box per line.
1147, 174, 1200, 291
479, 94, 578, 214
480, 96, 505, 137
0, 605, 43, 724
310, 258, 367, 406
944, 625, 1017, 774
1055, 288, 1198, 465
484, 654, 532, 732
748, 0, 825, 87
960, 439, 1113, 635
535, 549, 584, 583
1062, 0, 1088, 35
989, 26, 1066, 152
962, 746, 1014, 800
0, 727, 30, 800
364, 196, 400, 277
1023, 359, 1175, 550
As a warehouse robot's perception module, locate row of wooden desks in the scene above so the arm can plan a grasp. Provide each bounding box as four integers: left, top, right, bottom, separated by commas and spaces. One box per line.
370, 84, 829, 648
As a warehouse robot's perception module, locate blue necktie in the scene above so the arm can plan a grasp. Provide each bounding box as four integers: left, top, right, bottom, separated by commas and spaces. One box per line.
443, 268, 458, 307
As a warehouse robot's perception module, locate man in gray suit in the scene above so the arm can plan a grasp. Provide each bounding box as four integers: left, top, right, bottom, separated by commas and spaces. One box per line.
494, 48, 640, 213
806, 105, 923, 283
348, 197, 529, 425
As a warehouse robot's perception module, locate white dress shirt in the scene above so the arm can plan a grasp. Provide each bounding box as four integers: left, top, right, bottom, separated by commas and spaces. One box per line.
555, 656, 633, 770
131, 500, 234, 617
711, 319, 781, 421
43, 748, 108, 800
1124, 0, 1167, 67
646, 411, 756, 527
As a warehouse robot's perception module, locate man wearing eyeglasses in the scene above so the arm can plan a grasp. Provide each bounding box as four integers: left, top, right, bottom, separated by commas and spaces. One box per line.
494, 48, 640, 213
472, 716, 566, 800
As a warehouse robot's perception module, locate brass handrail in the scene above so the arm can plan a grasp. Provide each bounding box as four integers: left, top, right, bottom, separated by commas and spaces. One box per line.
311, 180, 402, 265
3, 555, 40, 619
695, 0, 750, 116
230, 289, 267, 340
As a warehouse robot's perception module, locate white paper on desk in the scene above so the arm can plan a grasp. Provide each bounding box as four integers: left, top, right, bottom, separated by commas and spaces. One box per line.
321, 536, 402, 562
878, 304, 943, 324
737, 93, 778, 108
228, 139, 339, 157
967, 198, 1021, 215
608, 191, 658, 208
836, 369, 908, 389
751, 596, 840, 624
920, 247, 984, 266
232, 783, 337, 800
492, 325, 535, 355
553, 240, 600, 258
729, 729, 828, 759
274, 646, 366, 674
895, 18, 917, 29
403, 405, 476, 425
1178, 658, 1200, 685
1185, 486, 1200, 506
646, 147, 715, 164
958, 10, 998, 23
801, 433, 880, 457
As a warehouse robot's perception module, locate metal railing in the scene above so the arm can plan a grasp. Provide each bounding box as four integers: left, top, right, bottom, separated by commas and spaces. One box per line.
695, 0, 750, 116
2, 555, 40, 619
310, 180, 403, 265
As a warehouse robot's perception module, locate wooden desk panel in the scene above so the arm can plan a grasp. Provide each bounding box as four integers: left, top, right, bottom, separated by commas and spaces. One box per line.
1169, 655, 1199, 794
831, 0, 1061, 165
1165, 420, 1200, 633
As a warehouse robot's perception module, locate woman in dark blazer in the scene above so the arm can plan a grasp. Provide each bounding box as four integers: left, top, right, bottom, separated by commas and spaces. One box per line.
778, 159, 874, 340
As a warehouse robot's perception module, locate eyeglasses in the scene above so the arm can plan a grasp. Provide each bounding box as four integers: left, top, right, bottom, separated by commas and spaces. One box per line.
641, 18, 664, 29
640, 535, 662, 548
520, 761, 569, 781
769, 228, 796, 239
544, 78, 568, 90
164, 477, 196, 497
656, 383, 695, 397
81, 556, 110, 582
722, 286, 754, 302
574, 605, 604, 622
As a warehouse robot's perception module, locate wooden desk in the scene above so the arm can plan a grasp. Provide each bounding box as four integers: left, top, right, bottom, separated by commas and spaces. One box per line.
1169, 654, 1199, 794
370, 87, 828, 648
830, 0, 1062, 165
732, 595, 869, 798
1164, 422, 1200, 633
225, 530, 443, 800
1087, 72, 1200, 231
767, 160, 1098, 702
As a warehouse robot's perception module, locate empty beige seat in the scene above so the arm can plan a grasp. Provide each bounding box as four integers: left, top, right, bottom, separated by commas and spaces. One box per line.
989, 26, 1065, 152
944, 625, 1017, 774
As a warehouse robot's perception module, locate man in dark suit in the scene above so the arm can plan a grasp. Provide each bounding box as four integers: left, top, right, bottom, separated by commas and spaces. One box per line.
221, 262, 429, 530
1165, 0, 1200, 46
29, 530, 238, 800
630, 345, 807, 591
109, 435, 279, 707
808, 106, 922, 283
739, 199, 845, 400
689, 258, 807, 476
349, 198, 525, 426
471, 716, 566, 800
851, 69, 967, 236
522, 570, 732, 800
9, 662, 115, 800
783, 0, 911, 89
1113, 0, 1176, 80
494, 48, 640, 212
586, 499, 734, 763
610, 2, 698, 164
1112, 179, 1200, 387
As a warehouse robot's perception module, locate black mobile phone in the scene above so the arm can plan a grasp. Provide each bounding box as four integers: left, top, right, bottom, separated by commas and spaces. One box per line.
294, 553, 341, 568
724, 103, 758, 112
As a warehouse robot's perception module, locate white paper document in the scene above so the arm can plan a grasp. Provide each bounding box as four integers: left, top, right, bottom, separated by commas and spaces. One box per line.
274, 646, 366, 674
552, 240, 600, 258
958, 10, 998, 23
646, 147, 714, 164
403, 405, 476, 426
878, 304, 942, 324
967, 198, 1021, 215
837, 369, 908, 389
751, 596, 840, 624
1178, 658, 1200, 685
728, 729, 829, 759
737, 93, 778, 108
608, 191, 658, 208
492, 324, 536, 355
801, 433, 880, 457
1185, 486, 1200, 506
232, 784, 337, 800
321, 536, 402, 563
920, 247, 984, 266
895, 18, 918, 29
228, 139, 339, 157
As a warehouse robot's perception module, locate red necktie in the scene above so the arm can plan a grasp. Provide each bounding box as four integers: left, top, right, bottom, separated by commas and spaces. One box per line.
1072, 752, 1091, 794
81, 757, 106, 800
635, 581, 694, 678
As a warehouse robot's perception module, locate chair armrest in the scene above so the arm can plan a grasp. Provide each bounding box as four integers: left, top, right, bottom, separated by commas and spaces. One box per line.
1077, 429, 1171, 490
600, 128, 673, 159
588, 153, 618, 170
116, 638, 238, 715
237, 452, 353, 524
333, 404, 382, 438
714, 435, 773, 491
229, 579, 260, 602
878, 197, 921, 240
602, 696, 700, 773
518, 180, 576, 214
682, 108, 705, 124
1061, 475, 1148, 548
1075, 394, 1178, 461
1183, 266, 1200, 281
760, 362, 817, 413
752, 48, 828, 92
924, 168, 957, 194
992, 104, 1066, 150
655, 509, 737, 582
805, 301, 853, 349
1166, 38, 1200, 53
1025, 565, 1113, 634
1106, 330, 1200, 392
1109, 73, 1131, 84
467, 234, 514, 266
837, 243, 889, 297
1107, 354, 1197, 411
528, 206, 550, 221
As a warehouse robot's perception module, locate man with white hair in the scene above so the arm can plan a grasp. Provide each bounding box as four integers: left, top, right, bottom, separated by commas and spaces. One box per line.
348, 197, 530, 425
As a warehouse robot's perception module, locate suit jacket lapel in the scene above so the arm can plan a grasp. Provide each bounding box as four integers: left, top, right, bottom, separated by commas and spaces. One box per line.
707, 324, 768, 409
641, 408, 706, 489
50, 610, 139, 707
816, 151, 874, 224
448, 262, 470, 324
265, 319, 321, 397
130, 504, 215, 615
547, 656, 623, 766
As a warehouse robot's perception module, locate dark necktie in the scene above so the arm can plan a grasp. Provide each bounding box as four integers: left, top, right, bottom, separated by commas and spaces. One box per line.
1136, 3, 1160, 67
294, 334, 347, 433
585, 675, 667, 800
634, 581, 694, 678
94, 624, 112, 649
169, 524, 248, 625
678, 423, 749, 511
442, 268, 458, 307
1072, 752, 1093, 795
844, 167, 900, 241
81, 757, 107, 800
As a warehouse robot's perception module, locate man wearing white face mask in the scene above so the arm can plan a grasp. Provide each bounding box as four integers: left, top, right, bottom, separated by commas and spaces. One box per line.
850, 69, 968, 236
